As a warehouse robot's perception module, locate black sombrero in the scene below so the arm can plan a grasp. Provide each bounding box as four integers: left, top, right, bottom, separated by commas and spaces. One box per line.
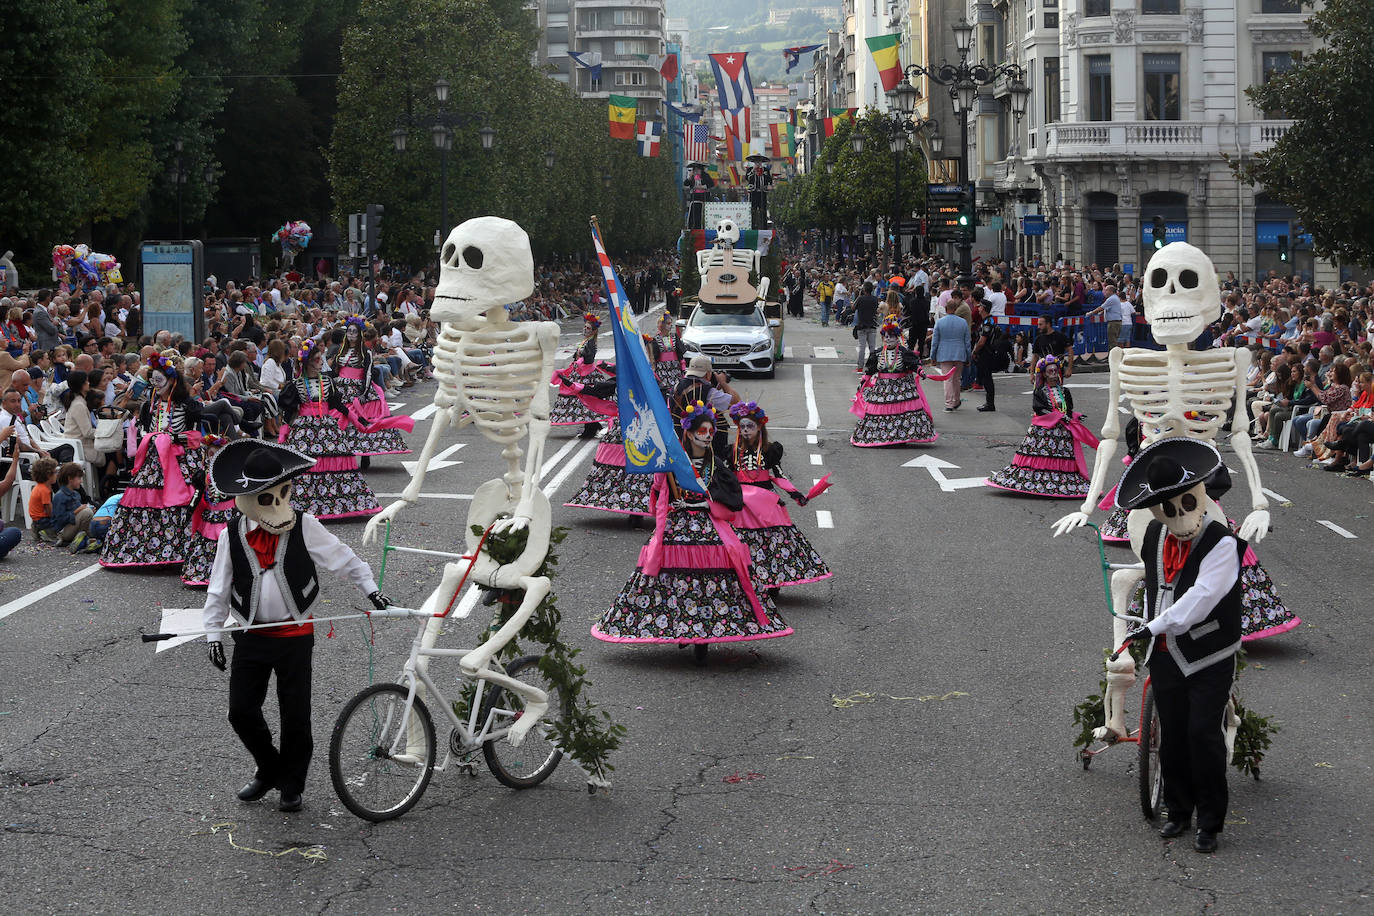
209, 438, 314, 497
1115, 437, 1226, 511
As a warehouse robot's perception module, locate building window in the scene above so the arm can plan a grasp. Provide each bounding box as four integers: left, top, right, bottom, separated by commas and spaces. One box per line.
1043, 57, 1061, 123
1261, 51, 1297, 118
1045, 11, 1058, 28
613, 10, 645, 26
614, 40, 648, 56
1142, 0, 1181, 13
614, 70, 646, 87
1143, 53, 1181, 120
1085, 0, 1110, 16
1261, 0, 1301, 11
1088, 56, 1112, 121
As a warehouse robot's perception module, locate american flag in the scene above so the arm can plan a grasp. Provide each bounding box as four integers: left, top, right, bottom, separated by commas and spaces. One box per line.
683, 123, 710, 162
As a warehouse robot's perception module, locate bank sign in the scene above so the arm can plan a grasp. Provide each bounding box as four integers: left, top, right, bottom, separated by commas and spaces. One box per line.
1140, 222, 1188, 245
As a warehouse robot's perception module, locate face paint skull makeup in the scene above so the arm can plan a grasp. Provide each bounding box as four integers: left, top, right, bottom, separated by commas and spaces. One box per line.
691, 423, 715, 449
737, 418, 759, 440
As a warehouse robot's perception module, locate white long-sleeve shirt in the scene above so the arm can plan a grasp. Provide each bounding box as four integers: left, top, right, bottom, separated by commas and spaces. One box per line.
1145, 534, 1240, 637
202, 514, 378, 642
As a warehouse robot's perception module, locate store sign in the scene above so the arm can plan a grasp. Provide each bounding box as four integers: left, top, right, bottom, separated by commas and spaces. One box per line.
703, 202, 752, 230
1021, 215, 1047, 236
1140, 222, 1188, 245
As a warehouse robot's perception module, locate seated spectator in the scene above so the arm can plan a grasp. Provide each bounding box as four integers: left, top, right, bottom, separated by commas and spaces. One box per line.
1293, 361, 1352, 458
51, 462, 96, 550
1315, 370, 1374, 471
27, 457, 60, 544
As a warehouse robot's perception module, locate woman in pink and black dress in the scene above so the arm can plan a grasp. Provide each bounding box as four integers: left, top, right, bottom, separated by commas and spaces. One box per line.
277, 339, 380, 520
564, 378, 654, 519
648, 312, 686, 392
986, 355, 1099, 498
331, 315, 414, 457
100, 355, 206, 568
850, 318, 955, 447
180, 435, 238, 587
725, 401, 831, 595
550, 313, 616, 437
592, 402, 792, 665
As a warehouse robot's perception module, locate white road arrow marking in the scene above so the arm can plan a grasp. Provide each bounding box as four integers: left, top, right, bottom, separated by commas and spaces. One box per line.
154, 607, 221, 653
402, 442, 465, 475
1316, 520, 1357, 539
901, 455, 988, 492
813, 346, 838, 359
410, 403, 441, 422
1261, 487, 1290, 504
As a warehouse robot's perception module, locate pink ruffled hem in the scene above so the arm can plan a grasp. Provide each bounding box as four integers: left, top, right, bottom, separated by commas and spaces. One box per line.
314, 506, 382, 520
1242, 616, 1302, 642
851, 435, 938, 447
562, 502, 651, 517
309, 455, 360, 472
1013, 454, 1080, 472
120, 488, 192, 509
984, 480, 1079, 498
852, 399, 928, 418
590, 626, 794, 645
181, 577, 210, 587
358, 448, 412, 456
774, 571, 834, 588
99, 558, 180, 568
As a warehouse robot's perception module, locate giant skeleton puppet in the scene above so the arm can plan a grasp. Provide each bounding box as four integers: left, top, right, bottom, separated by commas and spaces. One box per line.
364, 217, 558, 746
1052, 242, 1270, 741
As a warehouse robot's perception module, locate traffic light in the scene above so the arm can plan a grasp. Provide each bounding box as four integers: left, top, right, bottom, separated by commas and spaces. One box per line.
1277, 234, 1289, 262
957, 187, 975, 234
1151, 215, 1166, 249
365, 203, 384, 256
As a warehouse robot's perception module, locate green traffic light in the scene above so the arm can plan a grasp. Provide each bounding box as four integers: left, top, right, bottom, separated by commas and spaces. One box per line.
1153, 240, 1164, 249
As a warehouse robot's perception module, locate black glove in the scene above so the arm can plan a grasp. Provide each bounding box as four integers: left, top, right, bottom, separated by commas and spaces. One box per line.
207, 641, 226, 671
793, 494, 809, 507
368, 590, 391, 610
1125, 623, 1152, 643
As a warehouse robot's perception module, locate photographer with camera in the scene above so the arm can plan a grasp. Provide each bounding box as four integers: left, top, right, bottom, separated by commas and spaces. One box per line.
672, 356, 743, 453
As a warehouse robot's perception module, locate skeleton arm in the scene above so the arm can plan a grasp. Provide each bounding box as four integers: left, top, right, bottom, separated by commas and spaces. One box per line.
506, 322, 559, 525
1052, 347, 1123, 536
1228, 347, 1271, 543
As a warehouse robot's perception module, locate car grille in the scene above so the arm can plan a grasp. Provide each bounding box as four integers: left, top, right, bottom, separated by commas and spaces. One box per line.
699, 343, 755, 358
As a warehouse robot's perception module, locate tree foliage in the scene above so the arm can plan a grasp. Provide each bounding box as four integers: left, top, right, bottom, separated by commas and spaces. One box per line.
1240, 0, 1374, 267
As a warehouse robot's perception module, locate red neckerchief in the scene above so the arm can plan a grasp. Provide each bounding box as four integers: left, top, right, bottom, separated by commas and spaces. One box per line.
1162, 534, 1190, 585
245, 526, 279, 570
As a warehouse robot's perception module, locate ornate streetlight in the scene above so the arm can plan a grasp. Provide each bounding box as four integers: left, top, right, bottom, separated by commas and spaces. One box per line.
865, 81, 942, 261
391, 79, 496, 240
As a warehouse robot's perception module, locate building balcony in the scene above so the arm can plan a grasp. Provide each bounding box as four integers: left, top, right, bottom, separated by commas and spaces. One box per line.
1033, 119, 1294, 160
580, 86, 666, 101
575, 25, 663, 39
576, 0, 664, 9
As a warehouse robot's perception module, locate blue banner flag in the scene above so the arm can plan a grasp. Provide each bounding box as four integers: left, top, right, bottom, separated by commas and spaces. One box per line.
589, 219, 706, 495
783, 44, 822, 73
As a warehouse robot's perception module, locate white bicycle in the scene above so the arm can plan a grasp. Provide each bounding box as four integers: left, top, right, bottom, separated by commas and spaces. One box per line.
328, 605, 567, 822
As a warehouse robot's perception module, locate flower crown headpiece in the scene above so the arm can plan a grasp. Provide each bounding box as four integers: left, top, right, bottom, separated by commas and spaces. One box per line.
880, 316, 902, 336
582, 313, 602, 328
680, 400, 715, 431
298, 338, 321, 363
728, 400, 767, 425
344, 314, 369, 331
147, 354, 178, 380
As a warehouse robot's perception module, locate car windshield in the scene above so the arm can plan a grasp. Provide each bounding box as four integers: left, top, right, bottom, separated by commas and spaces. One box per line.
691, 309, 764, 328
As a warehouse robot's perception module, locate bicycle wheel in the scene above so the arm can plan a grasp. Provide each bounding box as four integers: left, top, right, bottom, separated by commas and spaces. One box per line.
1137, 686, 1164, 821
480, 655, 566, 789
329, 682, 436, 822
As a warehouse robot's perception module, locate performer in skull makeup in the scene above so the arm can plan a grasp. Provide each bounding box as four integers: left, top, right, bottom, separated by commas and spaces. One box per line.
986, 355, 1099, 498
648, 311, 686, 392
182, 434, 238, 587
850, 317, 954, 447
1115, 437, 1244, 854
563, 410, 654, 520
100, 355, 206, 568
331, 314, 414, 456
592, 402, 792, 663
277, 339, 380, 519
202, 438, 389, 812
725, 401, 831, 593
550, 313, 616, 437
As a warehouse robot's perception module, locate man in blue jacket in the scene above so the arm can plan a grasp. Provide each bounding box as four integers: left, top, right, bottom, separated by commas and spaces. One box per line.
930, 298, 972, 411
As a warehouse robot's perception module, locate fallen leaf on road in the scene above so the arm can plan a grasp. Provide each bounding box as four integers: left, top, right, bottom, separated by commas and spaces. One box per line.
1314, 762, 1334, 768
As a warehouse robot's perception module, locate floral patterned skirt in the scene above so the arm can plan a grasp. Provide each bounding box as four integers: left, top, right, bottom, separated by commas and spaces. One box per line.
338, 376, 412, 455
564, 421, 653, 516
653, 360, 684, 393
851, 376, 936, 446
281, 411, 380, 519
1100, 506, 1130, 543
181, 503, 238, 587
100, 443, 205, 568
986, 422, 1091, 498
592, 508, 792, 645
1127, 559, 1298, 642
734, 525, 832, 589
550, 392, 608, 426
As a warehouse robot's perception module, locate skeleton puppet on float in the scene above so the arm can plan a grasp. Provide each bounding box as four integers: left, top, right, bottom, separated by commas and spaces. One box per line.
364, 216, 558, 748
1052, 241, 1270, 740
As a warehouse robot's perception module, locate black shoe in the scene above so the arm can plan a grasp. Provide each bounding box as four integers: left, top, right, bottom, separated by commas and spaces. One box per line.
1194, 829, 1219, 853
1158, 819, 1189, 839
278, 792, 303, 812
237, 778, 272, 802
977, 404, 995, 412
944, 407, 955, 412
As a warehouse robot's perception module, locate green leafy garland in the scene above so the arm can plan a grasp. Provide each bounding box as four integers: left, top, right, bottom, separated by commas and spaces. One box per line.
452, 522, 625, 786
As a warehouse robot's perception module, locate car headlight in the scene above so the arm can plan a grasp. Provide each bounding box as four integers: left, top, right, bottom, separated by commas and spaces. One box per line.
750, 339, 771, 353
683, 339, 701, 351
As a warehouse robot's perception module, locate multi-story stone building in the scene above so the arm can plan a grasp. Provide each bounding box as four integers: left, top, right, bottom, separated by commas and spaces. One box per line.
527, 0, 669, 121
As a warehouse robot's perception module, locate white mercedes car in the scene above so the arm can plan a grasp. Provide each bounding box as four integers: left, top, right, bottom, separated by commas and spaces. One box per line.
679, 305, 779, 378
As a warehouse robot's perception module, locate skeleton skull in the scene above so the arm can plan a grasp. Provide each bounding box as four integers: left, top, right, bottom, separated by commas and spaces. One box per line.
1141, 241, 1221, 345
150, 370, 169, 392
236, 479, 296, 535
714, 218, 740, 246
1149, 480, 1208, 541
432, 216, 535, 323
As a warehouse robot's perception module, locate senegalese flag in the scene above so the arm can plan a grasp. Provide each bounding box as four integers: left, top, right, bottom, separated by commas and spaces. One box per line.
865, 33, 904, 92
608, 95, 637, 139
770, 122, 794, 159
589, 219, 705, 495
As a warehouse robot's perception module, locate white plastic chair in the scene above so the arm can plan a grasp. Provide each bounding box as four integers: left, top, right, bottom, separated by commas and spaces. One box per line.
26, 424, 95, 486
2, 455, 37, 529
1277, 419, 1294, 452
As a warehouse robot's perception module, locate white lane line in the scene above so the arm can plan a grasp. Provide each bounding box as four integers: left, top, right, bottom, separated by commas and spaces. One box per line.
0, 564, 101, 622
803, 364, 820, 430
542, 440, 596, 497
1317, 520, 1358, 539
410, 403, 440, 422
809, 454, 823, 466
389, 402, 406, 412
815, 510, 834, 529
784, 346, 794, 359
813, 346, 838, 359
806, 435, 818, 445
540, 438, 581, 480
376, 493, 473, 500
1261, 487, 1290, 504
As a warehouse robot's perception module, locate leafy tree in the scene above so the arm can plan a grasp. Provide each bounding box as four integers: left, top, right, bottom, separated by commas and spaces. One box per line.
1240, 0, 1374, 267
829, 109, 927, 256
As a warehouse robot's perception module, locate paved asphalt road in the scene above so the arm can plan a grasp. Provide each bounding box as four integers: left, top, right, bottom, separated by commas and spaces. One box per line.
1, 305, 1370, 915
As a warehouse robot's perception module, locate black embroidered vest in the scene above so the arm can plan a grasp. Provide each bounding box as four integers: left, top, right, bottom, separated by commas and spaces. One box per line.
224, 512, 320, 627
1142, 519, 1245, 676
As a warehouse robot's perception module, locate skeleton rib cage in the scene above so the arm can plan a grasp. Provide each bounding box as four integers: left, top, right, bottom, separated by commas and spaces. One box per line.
1117, 349, 1238, 443
433, 324, 546, 445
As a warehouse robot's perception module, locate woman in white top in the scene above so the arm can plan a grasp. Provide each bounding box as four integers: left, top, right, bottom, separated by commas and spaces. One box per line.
259, 338, 288, 395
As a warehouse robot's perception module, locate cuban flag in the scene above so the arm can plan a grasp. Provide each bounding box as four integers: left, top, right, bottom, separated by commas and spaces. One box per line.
589, 219, 706, 495
783, 44, 822, 73
636, 120, 662, 157
709, 52, 754, 112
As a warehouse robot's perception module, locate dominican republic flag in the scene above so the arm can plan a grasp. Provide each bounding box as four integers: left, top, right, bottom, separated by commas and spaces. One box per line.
636, 120, 662, 157
709, 52, 754, 112
589, 220, 706, 495
683, 123, 711, 162
783, 44, 822, 73
568, 50, 602, 80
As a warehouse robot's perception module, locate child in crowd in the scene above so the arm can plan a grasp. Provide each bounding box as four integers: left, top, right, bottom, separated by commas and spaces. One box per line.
87, 491, 121, 553
53, 462, 96, 550
27, 457, 60, 544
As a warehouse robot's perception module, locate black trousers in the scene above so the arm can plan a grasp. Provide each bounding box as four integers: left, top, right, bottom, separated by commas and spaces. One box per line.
1148, 648, 1234, 832
976, 360, 996, 405
228, 631, 314, 795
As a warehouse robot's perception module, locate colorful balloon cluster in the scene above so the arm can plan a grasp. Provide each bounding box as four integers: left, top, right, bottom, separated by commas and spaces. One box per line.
272, 220, 313, 254
51, 244, 122, 293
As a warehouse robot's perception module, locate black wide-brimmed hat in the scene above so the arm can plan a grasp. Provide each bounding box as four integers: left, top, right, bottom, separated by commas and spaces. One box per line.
1115, 437, 1225, 511
209, 438, 314, 497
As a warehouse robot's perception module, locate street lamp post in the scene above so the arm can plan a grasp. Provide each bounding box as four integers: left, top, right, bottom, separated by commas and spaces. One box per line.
903, 18, 1030, 281
865, 82, 942, 264
391, 79, 496, 243
173, 140, 186, 239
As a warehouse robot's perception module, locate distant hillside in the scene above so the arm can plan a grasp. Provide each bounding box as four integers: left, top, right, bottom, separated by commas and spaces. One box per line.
670, 1, 838, 85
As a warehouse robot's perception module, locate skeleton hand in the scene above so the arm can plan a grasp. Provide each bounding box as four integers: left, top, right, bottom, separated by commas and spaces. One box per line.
207, 641, 226, 672
1051, 510, 1089, 537
1237, 508, 1271, 544
362, 500, 409, 544
494, 513, 532, 534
